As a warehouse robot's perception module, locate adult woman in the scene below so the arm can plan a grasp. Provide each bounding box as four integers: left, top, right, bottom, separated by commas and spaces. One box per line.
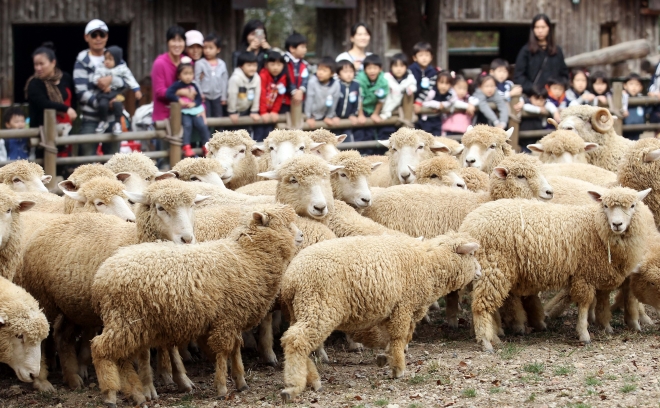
152, 26, 187, 122
232, 20, 271, 71
335, 22, 372, 71
26, 42, 77, 129
514, 14, 569, 96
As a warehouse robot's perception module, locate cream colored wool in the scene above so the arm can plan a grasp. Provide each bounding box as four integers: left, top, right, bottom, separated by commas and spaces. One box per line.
257, 129, 323, 175
62, 164, 117, 213
308, 128, 346, 160
189, 182, 274, 208
435, 136, 464, 157
367, 155, 391, 188
279, 232, 480, 400
558, 106, 633, 172
172, 158, 225, 184
235, 180, 278, 196
545, 175, 606, 206
618, 237, 660, 330
104, 151, 158, 180
0, 185, 34, 281
457, 167, 490, 192
15, 191, 64, 213
91, 205, 299, 404
617, 137, 660, 228
412, 155, 467, 189
542, 163, 617, 187
329, 150, 379, 208
0, 160, 49, 192
68, 177, 133, 216
460, 188, 654, 351
460, 125, 514, 173
206, 130, 260, 190
528, 129, 596, 164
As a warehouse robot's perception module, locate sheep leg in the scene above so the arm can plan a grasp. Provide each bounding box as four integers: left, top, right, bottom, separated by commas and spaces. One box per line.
384, 308, 410, 379
345, 333, 363, 352
621, 278, 641, 331
314, 344, 330, 363
522, 294, 547, 331
137, 348, 158, 401
94, 357, 120, 407
156, 347, 174, 385
638, 302, 654, 326
257, 312, 278, 366
118, 357, 146, 406
242, 330, 258, 350
77, 327, 96, 381
544, 288, 572, 319
472, 270, 510, 352
575, 302, 592, 343
272, 310, 283, 336
281, 322, 331, 402
611, 288, 624, 313
445, 291, 460, 328
588, 300, 596, 325
595, 290, 613, 333
32, 341, 55, 393
500, 295, 526, 335
169, 345, 194, 392
179, 344, 194, 363
230, 338, 248, 391
492, 310, 503, 341
53, 317, 84, 389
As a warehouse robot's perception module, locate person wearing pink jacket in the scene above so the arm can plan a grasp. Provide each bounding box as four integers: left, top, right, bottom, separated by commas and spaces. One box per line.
151, 26, 187, 122
442, 75, 478, 137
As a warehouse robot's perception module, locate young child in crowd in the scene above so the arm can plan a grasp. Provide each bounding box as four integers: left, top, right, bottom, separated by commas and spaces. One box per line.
166, 57, 210, 157
335, 60, 361, 141
545, 77, 567, 114
305, 57, 340, 128
419, 70, 454, 135
410, 42, 438, 117
92, 45, 141, 135
521, 87, 558, 131
185, 30, 204, 62
283, 32, 309, 114
565, 70, 595, 106
472, 74, 508, 128
489, 59, 522, 101
194, 33, 228, 119
441, 75, 477, 137
227, 52, 262, 128
590, 71, 611, 107
622, 73, 647, 140
255, 51, 287, 142
379, 53, 416, 138
3, 107, 28, 160
355, 54, 388, 144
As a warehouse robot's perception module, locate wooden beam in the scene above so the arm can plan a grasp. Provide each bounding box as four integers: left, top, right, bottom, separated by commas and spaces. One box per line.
565, 39, 652, 68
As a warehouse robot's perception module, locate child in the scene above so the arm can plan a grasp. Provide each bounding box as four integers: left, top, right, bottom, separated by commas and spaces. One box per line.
3, 107, 28, 160
283, 31, 309, 114
194, 33, 228, 119
565, 70, 595, 106
441, 75, 477, 137
521, 86, 558, 131
590, 71, 611, 107
185, 30, 204, 62
166, 57, 210, 157
545, 77, 567, 113
355, 54, 388, 143
255, 51, 287, 142
489, 58, 522, 102
622, 73, 647, 141
91, 45, 141, 135
418, 70, 453, 136
472, 74, 508, 128
305, 57, 340, 128
379, 53, 416, 138
409, 42, 438, 115
335, 60, 361, 141
227, 52, 261, 130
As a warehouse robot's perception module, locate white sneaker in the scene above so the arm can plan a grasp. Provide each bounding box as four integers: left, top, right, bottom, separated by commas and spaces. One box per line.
95, 121, 108, 133
112, 122, 122, 136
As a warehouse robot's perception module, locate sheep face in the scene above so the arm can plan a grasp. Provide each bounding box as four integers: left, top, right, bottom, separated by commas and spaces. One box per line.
332, 167, 374, 208
309, 130, 346, 161
0, 312, 45, 383
8, 174, 50, 193
528, 129, 599, 164
491, 155, 554, 201
265, 134, 324, 170
558, 107, 614, 143
588, 188, 651, 235
207, 143, 251, 184
60, 178, 136, 222
379, 130, 449, 185
413, 156, 466, 190
461, 126, 513, 172
171, 158, 227, 187
115, 171, 176, 195
312, 142, 341, 161
0, 161, 50, 193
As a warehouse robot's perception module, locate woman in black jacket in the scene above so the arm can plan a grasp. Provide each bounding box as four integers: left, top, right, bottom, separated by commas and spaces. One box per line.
514, 14, 569, 96
231, 19, 271, 72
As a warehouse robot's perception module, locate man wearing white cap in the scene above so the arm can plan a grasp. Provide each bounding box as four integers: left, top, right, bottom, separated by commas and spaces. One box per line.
73, 19, 122, 155
185, 30, 204, 62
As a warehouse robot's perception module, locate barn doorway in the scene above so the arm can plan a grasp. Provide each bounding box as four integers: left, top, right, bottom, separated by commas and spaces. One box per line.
13, 24, 130, 103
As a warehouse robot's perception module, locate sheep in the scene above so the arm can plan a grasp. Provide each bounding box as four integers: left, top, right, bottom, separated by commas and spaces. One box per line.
461, 125, 514, 173
279, 232, 481, 401
410, 155, 468, 190
188, 182, 274, 209
0, 185, 35, 281
60, 163, 117, 213
171, 157, 225, 185
105, 151, 174, 193
617, 137, 660, 228
15, 179, 208, 393
527, 129, 598, 164
557, 106, 633, 172
259, 129, 325, 173
460, 187, 654, 352
328, 150, 381, 209
436, 136, 464, 157
308, 128, 346, 160
458, 167, 490, 192
59, 176, 136, 222
0, 276, 50, 389
205, 130, 262, 189
0, 160, 51, 193
377, 127, 450, 185
542, 163, 617, 188
90, 204, 300, 406
15, 191, 64, 214
235, 180, 278, 196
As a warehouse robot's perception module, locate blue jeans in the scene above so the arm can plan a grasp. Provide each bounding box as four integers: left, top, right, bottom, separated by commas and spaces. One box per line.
253, 124, 273, 142
204, 98, 223, 118
415, 116, 442, 136
6, 138, 29, 160
182, 114, 210, 146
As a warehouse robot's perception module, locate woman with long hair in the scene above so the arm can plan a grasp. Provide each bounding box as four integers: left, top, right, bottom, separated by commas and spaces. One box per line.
335, 22, 372, 71
232, 19, 271, 71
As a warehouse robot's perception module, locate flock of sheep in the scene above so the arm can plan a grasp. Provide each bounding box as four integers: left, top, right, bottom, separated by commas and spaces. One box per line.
1, 104, 660, 406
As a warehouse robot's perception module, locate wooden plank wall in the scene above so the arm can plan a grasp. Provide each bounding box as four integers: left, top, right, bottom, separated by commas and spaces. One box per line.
0, 0, 244, 101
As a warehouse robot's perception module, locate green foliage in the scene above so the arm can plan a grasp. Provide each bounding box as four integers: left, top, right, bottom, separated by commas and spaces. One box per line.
245, 0, 317, 53
553, 365, 573, 376
375, 399, 389, 406
499, 343, 525, 360
585, 376, 602, 386
462, 388, 476, 398
621, 384, 636, 393
523, 362, 545, 374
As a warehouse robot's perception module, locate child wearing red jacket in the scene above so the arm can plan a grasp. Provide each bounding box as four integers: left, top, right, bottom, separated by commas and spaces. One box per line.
282, 32, 309, 113
254, 51, 287, 142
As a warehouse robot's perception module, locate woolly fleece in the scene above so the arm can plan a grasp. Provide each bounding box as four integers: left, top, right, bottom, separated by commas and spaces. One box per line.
460, 125, 513, 174
530, 130, 592, 163
0, 185, 32, 281
206, 130, 260, 189
172, 158, 225, 181
542, 163, 617, 187
0, 160, 46, 191
617, 137, 660, 228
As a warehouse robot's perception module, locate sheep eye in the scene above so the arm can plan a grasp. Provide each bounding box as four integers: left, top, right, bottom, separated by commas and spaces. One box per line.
299, 146, 305, 151
631, 204, 636, 209
128, 200, 135, 205
96, 202, 106, 206
157, 206, 165, 212
489, 144, 496, 149
603, 204, 608, 209
417, 145, 424, 150
430, 174, 438, 179
517, 175, 525, 179
290, 178, 298, 184
5, 209, 10, 214
145, 177, 151, 181
391, 147, 397, 152
16, 334, 23, 340
239, 149, 245, 154
269, 146, 274, 151
12, 178, 21, 183
340, 173, 347, 178
191, 176, 200, 181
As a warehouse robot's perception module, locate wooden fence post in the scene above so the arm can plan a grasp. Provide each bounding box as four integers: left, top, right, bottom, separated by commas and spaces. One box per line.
290, 101, 303, 129
43, 109, 58, 190
611, 82, 624, 136
507, 96, 522, 152
401, 93, 414, 126
169, 102, 182, 168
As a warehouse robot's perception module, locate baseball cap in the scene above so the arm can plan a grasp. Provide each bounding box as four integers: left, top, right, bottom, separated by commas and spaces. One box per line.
85, 19, 109, 35
185, 30, 204, 47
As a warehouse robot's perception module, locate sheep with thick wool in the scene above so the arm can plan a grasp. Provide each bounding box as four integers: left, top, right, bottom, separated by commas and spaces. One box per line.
461, 125, 514, 173
617, 137, 660, 228
436, 136, 464, 157
460, 187, 654, 352
410, 155, 468, 190
206, 130, 262, 189
91, 204, 301, 406
308, 128, 347, 160
279, 232, 481, 401
257, 129, 325, 173
172, 157, 226, 185
0, 185, 34, 281
0, 276, 50, 388
105, 151, 173, 193
527, 129, 598, 164
60, 163, 117, 213
188, 182, 274, 208
58, 176, 136, 221
557, 106, 632, 172
328, 150, 381, 209
0, 160, 51, 193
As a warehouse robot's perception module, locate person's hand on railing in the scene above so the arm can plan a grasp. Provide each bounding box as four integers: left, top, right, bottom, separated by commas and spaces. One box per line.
371, 113, 382, 123
250, 113, 262, 123
513, 101, 524, 113
357, 113, 366, 124
325, 117, 340, 127
622, 109, 629, 118
230, 113, 239, 124
306, 118, 316, 128
292, 91, 303, 106
494, 121, 506, 129
597, 95, 608, 105
413, 104, 421, 114
466, 104, 477, 116
67, 108, 78, 121
582, 93, 595, 103
510, 85, 523, 97
135, 90, 143, 100
348, 115, 358, 125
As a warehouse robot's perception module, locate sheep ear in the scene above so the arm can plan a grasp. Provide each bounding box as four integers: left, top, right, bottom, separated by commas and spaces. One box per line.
527, 144, 544, 153
416, 236, 424, 241
637, 188, 652, 202
453, 145, 465, 156
155, 171, 177, 181
547, 118, 559, 129
168, 171, 181, 179
124, 191, 150, 205
18, 200, 36, 212
587, 190, 603, 202
492, 167, 509, 179
430, 141, 450, 154
41, 175, 52, 184
584, 143, 599, 152
58, 180, 78, 192
0, 315, 4, 325
328, 165, 345, 174
631, 263, 642, 274
466, 125, 474, 132
252, 211, 269, 226
194, 195, 209, 205
505, 127, 514, 139
62, 190, 87, 203
407, 165, 417, 176
258, 170, 280, 180
115, 172, 132, 183
370, 162, 383, 171
310, 142, 326, 151
377, 140, 390, 148
335, 134, 347, 144
252, 145, 265, 157
456, 242, 479, 254
644, 149, 660, 163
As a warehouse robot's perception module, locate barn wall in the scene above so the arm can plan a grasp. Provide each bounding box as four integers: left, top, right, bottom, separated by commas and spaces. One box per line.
0, 0, 244, 101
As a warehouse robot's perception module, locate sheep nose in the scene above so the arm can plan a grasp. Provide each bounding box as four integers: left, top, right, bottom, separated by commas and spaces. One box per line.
546, 190, 553, 197
126, 219, 135, 223
457, 182, 466, 189
361, 197, 370, 203
400, 172, 411, 181
465, 158, 476, 164
181, 235, 193, 244
313, 204, 326, 213
612, 222, 623, 229
29, 373, 35, 380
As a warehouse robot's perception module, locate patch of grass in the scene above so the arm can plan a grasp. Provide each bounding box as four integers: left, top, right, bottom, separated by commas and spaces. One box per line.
409, 404, 423, 408
462, 388, 477, 398
489, 387, 503, 394
179, 393, 194, 408
520, 374, 542, 383
586, 387, 597, 396
523, 362, 545, 374
621, 384, 636, 393
375, 399, 389, 407
623, 374, 638, 383
567, 404, 591, 408
605, 374, 617, 381
585, 376, 602, 386
526, 393, 536, 402
426, 361, 439, 374
353, 405, 366, 408
436, 376, 451, 385
407, 374, 427, 385
611, 357, 622, 365
553, 365, 573, 376
500, 343, 525, 360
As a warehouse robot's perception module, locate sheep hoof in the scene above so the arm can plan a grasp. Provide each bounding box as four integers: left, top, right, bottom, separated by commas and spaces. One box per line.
32, 378, 55, 393
281, 390, 294, 403
376, 354, 388, 367
174, 374, 194, 392
78, 365, 89, 381
390, 367, 404, 379
429, 301, 440, 311
422, 314, 431, 324
481, 340, 494, 353
65, 374, 85, 390
159, 373, 174, 386
143, 384, 158, 401
237, 384, 249, 392
640, 315, 654, 326
603, 325, 614, 334
447, 320, 458, 329
347, 343, 363, 353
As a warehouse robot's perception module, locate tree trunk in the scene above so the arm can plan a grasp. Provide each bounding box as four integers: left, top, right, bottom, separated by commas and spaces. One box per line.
393, 0, 440, 64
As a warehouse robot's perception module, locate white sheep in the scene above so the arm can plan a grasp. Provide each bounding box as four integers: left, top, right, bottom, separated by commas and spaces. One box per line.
105, 151, 174, 193
527, 129, 598, 164
205, 130, 263, 189
308, 128, 347, 160
0, 184, 34, 281
171, 157, 226, 185
461, 125, 514, 173
0, 160, 51, 192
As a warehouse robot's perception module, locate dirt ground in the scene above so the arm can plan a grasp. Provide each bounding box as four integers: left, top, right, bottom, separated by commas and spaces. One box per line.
1, 296, 660, 408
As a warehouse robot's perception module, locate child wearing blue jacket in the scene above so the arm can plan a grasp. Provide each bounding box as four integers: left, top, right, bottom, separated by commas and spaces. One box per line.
335, 59, 361, 142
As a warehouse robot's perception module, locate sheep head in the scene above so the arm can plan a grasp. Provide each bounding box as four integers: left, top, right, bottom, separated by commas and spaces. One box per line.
423, 232, 482, 291
0, 161, 50, 193
105, 152, 173, 193
205, 130, 257, 185
490, 154, 554, 201
308, 128, 347, 161
0, 185, 34, 249
329, 150, 379, 208
461, 125, 514, 173
588, 187, 651, 235
171, 158, 226, 186
59, 177, 136, 222
412, 155, 466, 190
264, 129, 325, 170
527, 130, 598, 164
558, 106, 616, 142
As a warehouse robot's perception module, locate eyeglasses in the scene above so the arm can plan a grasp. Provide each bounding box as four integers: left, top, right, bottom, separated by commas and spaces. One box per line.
90, 30, 107, 39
